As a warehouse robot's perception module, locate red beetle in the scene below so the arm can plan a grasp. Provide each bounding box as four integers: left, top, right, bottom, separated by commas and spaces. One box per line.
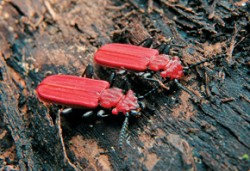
94, 43, 184, 80
94, 43, 225, 99
36, 74, 144, 148
93, 43, 191, 99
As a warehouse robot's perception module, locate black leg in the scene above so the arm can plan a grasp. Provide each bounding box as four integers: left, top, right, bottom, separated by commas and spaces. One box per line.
155, 43, 186, 54
135, 70, 169, 96
82, 110, 110, 118
82, 110, 95, 118
108, 72, 116, 87
138, 101, 146, 109
121, 76, 131, 92
109, 70, 130, 89
82, 64, 94, 78
62, 108, 96, 119
136, 74, 171, 99
143, 77, 170, 90
137, 37, 154, 48
155, 43, 171, 54
97, 110, 109, 117
61, 108, 73, 115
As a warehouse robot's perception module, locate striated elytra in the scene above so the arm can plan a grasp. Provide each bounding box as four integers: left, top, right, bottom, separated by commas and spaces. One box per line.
94, 43, 184, 80
36, 75, 140, 115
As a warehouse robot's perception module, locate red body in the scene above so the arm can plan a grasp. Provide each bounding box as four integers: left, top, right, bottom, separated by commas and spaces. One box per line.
36, 75, 139, 115
94, 43, 184, 79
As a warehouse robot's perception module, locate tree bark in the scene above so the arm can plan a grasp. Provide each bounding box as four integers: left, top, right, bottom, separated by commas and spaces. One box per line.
0, 0, 249, 170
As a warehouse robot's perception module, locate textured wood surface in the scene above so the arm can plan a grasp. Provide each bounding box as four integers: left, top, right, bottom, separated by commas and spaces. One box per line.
0, 0, 249, 170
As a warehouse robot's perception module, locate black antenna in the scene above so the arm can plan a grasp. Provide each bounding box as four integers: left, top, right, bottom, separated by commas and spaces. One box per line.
118, 113, 130, 149
138, 77, 171, 99
138, 86, 158, 100
187, 54, 227, 69
174, 79, 199, 102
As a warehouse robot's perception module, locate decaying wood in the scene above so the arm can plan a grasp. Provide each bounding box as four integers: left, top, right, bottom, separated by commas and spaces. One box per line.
0, 0, 249, 170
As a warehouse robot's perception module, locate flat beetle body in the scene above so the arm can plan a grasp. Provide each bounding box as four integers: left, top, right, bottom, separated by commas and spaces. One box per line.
36, 75, 139, 115
94, 43, 184, 80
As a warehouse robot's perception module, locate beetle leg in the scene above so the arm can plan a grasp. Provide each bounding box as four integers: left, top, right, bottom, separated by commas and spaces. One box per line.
82, 111, 94, 118
174, 79, 200, 102
97, 110, 109, 117
156, 44, 171, 54
138, 101, 146, 109
137, 71, 156, 79
143, 77, 170, 90
61, 108, 73, 115
137, 77, 170, 99
82, 64, 94, 78
121, 77, 131, 92
142, 72, 152, 79
111, 70, 130, 91
155, 78, 170, 90
182, 66, 190, 76
130, 109, 141, 118
118, 113, 130, 149
137, 37, 153, 48
109, 72, 116, 87
155, 43, 186, 54
116, 69, 127, 75
109, 70, 128, 87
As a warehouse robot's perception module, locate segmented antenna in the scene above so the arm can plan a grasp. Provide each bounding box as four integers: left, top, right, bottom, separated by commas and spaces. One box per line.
118, 113, 129, 149
187, 54, 227, 69
174, 79, 199, 102
138, 86, 158, 100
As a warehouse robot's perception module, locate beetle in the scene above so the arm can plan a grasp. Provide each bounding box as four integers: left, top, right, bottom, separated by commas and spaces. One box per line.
94, 43, 184, 80
94, 43, 226, 99
36, 69, 144, 148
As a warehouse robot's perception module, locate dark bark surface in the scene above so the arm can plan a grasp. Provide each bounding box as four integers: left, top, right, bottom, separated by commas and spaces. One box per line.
0, 0, 249, 170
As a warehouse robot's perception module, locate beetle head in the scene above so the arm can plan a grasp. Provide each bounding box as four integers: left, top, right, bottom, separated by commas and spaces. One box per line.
130, 101, 145, 118
160, 56, 184, 80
